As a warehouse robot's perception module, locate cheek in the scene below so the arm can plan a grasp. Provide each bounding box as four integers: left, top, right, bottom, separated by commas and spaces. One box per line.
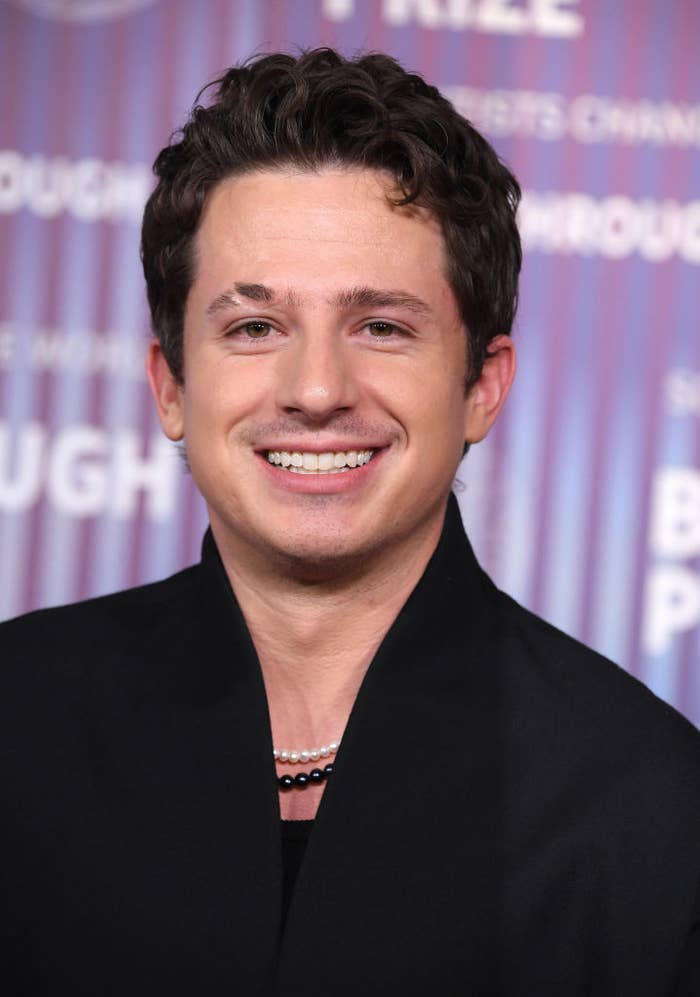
182, 361, 272, 431
415, 377, 470, 466
391, 366, 466, 437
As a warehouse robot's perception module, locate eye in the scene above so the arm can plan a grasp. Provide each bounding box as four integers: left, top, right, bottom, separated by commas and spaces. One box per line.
366, 321, 400, 338
238, 321, 272, 339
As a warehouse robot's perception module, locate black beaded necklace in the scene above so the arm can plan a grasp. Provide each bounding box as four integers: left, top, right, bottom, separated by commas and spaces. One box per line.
278, 762, 335, 791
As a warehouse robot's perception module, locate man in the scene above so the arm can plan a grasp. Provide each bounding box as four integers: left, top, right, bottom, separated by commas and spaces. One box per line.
1, 49, 698, 996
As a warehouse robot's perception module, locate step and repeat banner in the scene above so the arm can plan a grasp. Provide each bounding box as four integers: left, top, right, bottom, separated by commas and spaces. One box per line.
0, 0, 698, 726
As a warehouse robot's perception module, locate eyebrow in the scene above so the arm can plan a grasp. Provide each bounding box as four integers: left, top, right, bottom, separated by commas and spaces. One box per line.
206, 283, 299, 316
205, 282, 432, 317
331, 286, 432, 316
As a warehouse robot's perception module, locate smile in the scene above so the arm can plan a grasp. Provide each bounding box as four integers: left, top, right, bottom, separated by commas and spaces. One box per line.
266, 449, 376, 474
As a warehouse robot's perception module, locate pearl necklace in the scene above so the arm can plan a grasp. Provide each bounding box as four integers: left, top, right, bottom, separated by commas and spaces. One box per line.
278, 763, 334, 791
273, 739, 340, 764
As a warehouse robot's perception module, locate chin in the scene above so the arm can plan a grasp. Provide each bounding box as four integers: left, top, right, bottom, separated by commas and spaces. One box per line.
263, 532, 378, 583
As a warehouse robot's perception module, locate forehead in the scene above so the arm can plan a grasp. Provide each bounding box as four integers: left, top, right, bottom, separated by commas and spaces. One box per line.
189, 168, 454, 310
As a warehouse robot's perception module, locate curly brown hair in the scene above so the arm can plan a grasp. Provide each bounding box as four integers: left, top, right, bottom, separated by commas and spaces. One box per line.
141, 48, 521, 388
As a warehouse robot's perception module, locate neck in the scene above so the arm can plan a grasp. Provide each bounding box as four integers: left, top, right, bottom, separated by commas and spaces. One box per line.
211, 507, 447, 748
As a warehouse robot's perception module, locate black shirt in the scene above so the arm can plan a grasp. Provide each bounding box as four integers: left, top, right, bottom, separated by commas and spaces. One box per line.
280, 819, 314, 923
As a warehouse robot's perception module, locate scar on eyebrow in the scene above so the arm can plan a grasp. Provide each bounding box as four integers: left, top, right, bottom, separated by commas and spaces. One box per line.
206, 283, 300, 316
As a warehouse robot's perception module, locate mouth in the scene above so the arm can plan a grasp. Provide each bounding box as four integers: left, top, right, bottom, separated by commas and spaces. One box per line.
264, 448, 377, 475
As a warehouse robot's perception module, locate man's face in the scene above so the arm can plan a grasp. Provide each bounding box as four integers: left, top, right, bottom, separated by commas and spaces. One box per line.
150, 168, 508, 577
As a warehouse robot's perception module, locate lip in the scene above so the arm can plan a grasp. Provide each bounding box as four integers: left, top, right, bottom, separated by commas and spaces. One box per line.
256, 446, 387, 494
255, 442, 385, 454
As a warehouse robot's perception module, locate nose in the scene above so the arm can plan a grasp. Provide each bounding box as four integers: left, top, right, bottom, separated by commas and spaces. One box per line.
276, 328, 358, 422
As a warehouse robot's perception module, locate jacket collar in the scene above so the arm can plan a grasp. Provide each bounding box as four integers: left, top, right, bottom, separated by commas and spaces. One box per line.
193, 492, 503, 983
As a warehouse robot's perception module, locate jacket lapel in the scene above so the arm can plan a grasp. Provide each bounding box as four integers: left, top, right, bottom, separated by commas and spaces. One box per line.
184, 494, 506, 993
132, 531, 284, 992
276, 494, 507, 992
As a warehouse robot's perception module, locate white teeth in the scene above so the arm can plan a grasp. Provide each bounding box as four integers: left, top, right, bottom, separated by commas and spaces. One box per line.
265, 448, 376, 472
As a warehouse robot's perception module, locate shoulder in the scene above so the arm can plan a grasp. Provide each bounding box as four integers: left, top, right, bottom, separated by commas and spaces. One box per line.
0, 565, 210, 759
0, 564, 201, 681
491, 586, 700, 775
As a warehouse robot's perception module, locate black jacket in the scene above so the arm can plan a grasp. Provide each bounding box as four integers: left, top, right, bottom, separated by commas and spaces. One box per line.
1, 496, 699, 995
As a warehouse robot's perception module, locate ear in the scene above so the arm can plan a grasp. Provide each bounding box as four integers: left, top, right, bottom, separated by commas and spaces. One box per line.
463, 335, 516, 444
146, 341, 185, 441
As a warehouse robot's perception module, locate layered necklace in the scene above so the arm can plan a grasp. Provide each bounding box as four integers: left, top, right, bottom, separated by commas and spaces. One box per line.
274, 738, 340, 792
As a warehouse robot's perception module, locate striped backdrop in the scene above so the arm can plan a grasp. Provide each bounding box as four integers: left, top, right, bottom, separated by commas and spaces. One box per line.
1, 0, 698, 727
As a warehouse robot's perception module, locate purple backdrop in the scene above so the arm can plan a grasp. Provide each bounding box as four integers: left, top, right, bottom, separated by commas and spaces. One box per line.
1, 0, 698, 727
